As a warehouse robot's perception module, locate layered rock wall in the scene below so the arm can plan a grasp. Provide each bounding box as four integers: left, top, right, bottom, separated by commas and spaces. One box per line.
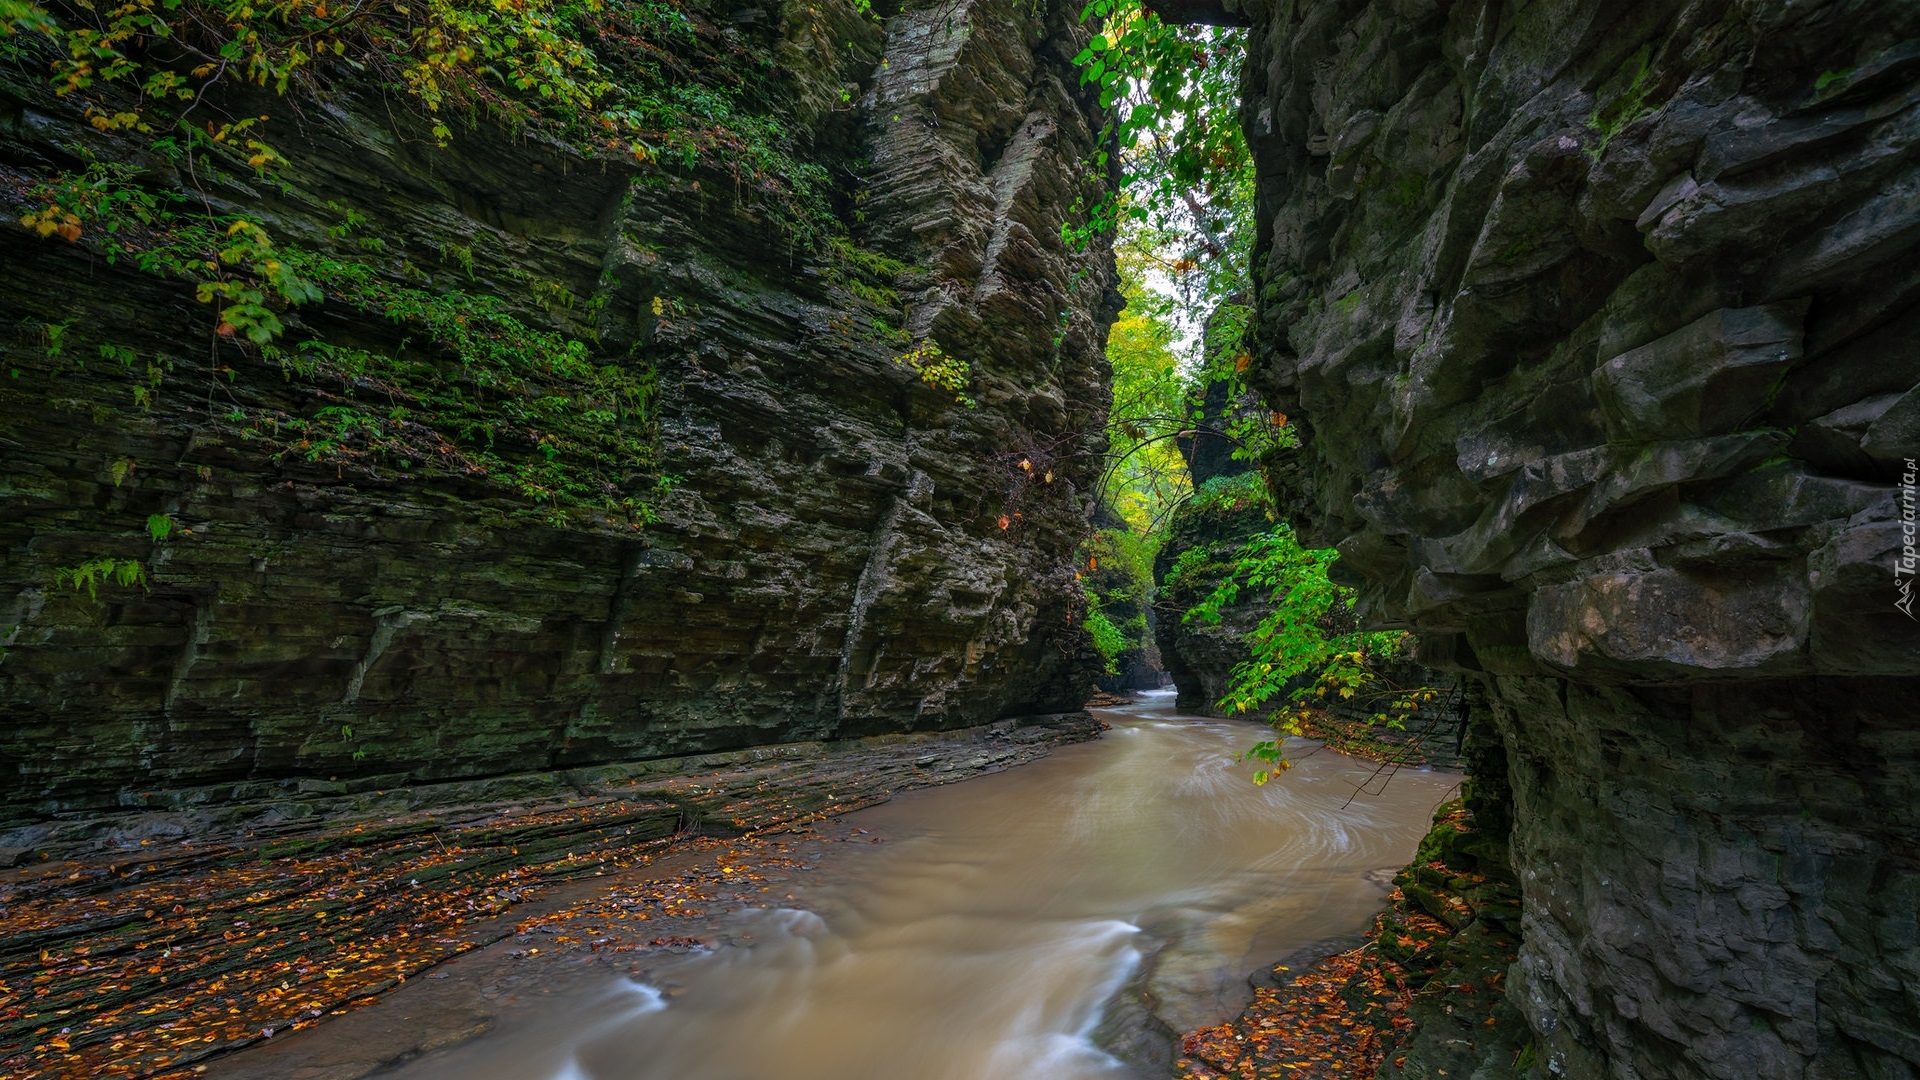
1235, 0, 1920, 1074
0, 0, 1117, 826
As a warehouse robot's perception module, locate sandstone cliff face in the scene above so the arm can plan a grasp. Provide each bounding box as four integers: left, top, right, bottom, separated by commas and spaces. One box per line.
0, 0, 1116, 828
1237, 0, 1920, 1075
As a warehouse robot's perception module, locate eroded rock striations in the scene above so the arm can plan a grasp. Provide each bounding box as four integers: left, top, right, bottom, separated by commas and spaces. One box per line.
0, 0, 1118, 832
1234, 0, 1920, 1075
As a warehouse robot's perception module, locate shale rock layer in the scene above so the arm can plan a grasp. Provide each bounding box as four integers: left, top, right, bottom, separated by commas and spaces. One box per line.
0, 0, 1117, 825
1237, 0, 1920, 1075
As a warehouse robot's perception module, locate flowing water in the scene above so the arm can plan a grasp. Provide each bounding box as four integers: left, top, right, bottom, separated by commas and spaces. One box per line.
384, 692, 1458, 1080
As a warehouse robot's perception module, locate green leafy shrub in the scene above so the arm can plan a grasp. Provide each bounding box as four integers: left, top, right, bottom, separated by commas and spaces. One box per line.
1188, 524, 1433, 782
1080, 527, 1158, 679
1084, 600, 1127, 676
4, 0, 836, 239
894, 340, 975, 408
54, 557, 146, 600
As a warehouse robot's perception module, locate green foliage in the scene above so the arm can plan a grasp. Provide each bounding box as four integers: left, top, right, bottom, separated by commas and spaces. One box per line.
9, 0, 836, 243
13, 157, 331, 350
15, 163, 666, 523
40, 320, 70, 365
1, 0, 843, 533
54, 557, 147, 600
827, 237, 915, 287
894, 339, 975, 408
613, 83, 834, 236
17, 0, 610, 132
1101, 261, 1191, 532
1079, 526, 1157, 679
1187, 524, 1428, 782
1161, 541, 1218, 592
823, 236, 923, 346
1187, 471, 1268, 517
145, 513, 173, 542
192, 220, 324, 344
1066, 0, 1438, 788
1192, 299, 1296, 466
439, 242, 476, 279
1087, 526, 1157, 592
0, 1, 55, 36
1588, 45, 1657, 160
1083, 600, 1126, 676
1187, 525, 1364, 710
1070, 0, 1252, 313
252, 247, 663, 521
1076, 58, 1276, 539
19, 156, 178, 254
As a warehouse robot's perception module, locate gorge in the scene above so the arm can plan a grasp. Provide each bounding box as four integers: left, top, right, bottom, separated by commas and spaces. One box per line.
4, 0, 1919, 1077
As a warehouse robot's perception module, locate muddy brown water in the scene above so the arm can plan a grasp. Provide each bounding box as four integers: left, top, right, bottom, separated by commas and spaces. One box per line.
227, 692, 1459, 1080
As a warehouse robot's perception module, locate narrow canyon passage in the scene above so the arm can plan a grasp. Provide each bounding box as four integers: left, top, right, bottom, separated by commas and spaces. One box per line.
333, 695, 1458, 1080
4, 0, 1914, 1073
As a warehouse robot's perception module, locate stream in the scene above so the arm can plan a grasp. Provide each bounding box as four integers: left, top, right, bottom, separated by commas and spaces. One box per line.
308, 692, 1458, 1080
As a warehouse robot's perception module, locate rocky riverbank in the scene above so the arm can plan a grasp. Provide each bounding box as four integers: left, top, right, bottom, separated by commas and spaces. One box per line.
1173, 800, 1526, 1080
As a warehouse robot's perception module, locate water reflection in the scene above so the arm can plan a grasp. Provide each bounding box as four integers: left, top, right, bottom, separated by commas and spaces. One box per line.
392, 692, 1457, 1080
